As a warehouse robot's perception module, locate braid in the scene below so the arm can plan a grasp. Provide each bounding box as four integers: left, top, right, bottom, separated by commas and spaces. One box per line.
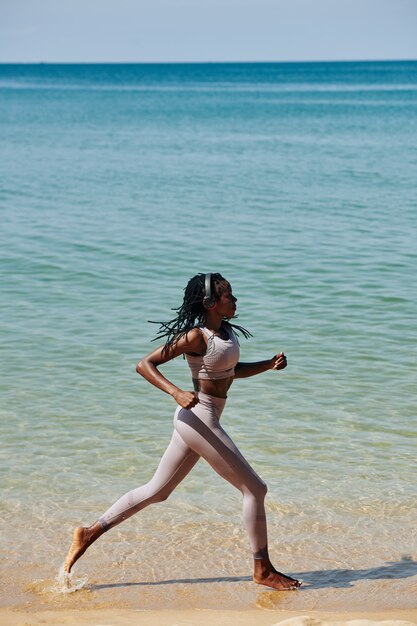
149, 273, 252, 354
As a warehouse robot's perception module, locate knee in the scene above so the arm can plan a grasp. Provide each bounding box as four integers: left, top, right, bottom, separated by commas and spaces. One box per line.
253, 478, 268, 500
258, 479, 268, 499
245, 478, 268, 501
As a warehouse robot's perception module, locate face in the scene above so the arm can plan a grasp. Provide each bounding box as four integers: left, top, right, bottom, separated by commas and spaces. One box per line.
214, 281, 237, 318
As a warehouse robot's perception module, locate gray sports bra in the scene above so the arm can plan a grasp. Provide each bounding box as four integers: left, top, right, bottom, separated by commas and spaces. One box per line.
185, 325, 240, 380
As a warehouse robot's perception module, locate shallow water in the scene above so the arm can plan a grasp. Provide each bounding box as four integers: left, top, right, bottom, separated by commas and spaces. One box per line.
1, 61, 416, 611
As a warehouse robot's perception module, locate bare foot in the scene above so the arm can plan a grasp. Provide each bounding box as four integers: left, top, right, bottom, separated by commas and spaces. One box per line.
253, 559, 301, 590
64, 524, 103, 573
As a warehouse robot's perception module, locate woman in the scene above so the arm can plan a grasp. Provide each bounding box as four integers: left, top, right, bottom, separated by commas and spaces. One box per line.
64, 272, 300, 590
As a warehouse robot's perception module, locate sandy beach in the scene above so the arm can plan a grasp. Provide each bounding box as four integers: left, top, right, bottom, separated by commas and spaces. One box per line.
2, 59, 417, 626
1, 607, 417, 626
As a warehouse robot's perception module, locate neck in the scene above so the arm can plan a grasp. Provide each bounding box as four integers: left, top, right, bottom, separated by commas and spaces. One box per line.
204, 312, 224, 332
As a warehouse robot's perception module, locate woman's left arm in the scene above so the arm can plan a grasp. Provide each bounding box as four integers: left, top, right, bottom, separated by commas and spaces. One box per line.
234, 352, 287, 379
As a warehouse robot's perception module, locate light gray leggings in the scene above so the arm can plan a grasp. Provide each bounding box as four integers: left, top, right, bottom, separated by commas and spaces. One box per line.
98, 392, 268, 557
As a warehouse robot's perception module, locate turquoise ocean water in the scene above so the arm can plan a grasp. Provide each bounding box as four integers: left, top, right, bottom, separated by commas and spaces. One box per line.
1, 61, 416, 612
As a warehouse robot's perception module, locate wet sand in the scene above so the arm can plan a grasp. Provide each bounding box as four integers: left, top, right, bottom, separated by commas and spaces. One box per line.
1, 607, 417, 625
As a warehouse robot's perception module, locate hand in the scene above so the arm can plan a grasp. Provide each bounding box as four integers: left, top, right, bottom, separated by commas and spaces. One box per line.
173, 389, 199, 409
271, 352, 287, 371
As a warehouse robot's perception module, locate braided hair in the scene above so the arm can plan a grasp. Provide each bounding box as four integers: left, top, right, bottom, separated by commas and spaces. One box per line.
149, 272, 252, 355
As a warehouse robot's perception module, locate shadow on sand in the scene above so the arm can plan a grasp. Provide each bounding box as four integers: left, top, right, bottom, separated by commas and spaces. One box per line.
89, 555, 417, 592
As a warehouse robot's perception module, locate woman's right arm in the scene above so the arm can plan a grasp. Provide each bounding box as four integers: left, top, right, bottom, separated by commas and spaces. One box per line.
136, 328, 204, 409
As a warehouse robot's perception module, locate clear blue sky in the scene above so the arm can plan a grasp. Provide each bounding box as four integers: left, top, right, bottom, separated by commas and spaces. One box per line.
1, 0, 416, 63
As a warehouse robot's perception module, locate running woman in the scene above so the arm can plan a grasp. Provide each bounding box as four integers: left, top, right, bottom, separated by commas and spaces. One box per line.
64, 272, 300, 590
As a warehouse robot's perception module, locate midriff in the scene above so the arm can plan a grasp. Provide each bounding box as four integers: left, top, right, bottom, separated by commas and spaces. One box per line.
192, 376, 234, 399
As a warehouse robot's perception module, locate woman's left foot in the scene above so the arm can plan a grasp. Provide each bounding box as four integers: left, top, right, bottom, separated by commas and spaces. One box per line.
253, 557, 301, 590
253, 569, 301, 590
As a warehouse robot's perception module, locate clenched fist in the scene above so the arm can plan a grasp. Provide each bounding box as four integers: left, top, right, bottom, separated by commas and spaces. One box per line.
173, 389, 199, 409
270, 352, 287, 371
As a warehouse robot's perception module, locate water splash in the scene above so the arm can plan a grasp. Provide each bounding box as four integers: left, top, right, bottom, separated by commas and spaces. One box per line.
53, 563, 89, 594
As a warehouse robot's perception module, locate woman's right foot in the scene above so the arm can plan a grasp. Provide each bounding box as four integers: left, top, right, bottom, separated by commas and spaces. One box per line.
64, 524, 102, 573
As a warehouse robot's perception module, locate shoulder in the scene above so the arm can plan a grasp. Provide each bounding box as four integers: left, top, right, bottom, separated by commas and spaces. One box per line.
159, 327, 205, 361
185, 327, 204, 342
178, 326, 206, 350
182, 326, 207, 356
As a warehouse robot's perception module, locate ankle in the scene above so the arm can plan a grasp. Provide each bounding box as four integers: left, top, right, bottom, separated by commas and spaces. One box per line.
253, 546, 269, 560
254, 556, 272, 576
87, 522, 105, 541
253, 545, 270, 567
